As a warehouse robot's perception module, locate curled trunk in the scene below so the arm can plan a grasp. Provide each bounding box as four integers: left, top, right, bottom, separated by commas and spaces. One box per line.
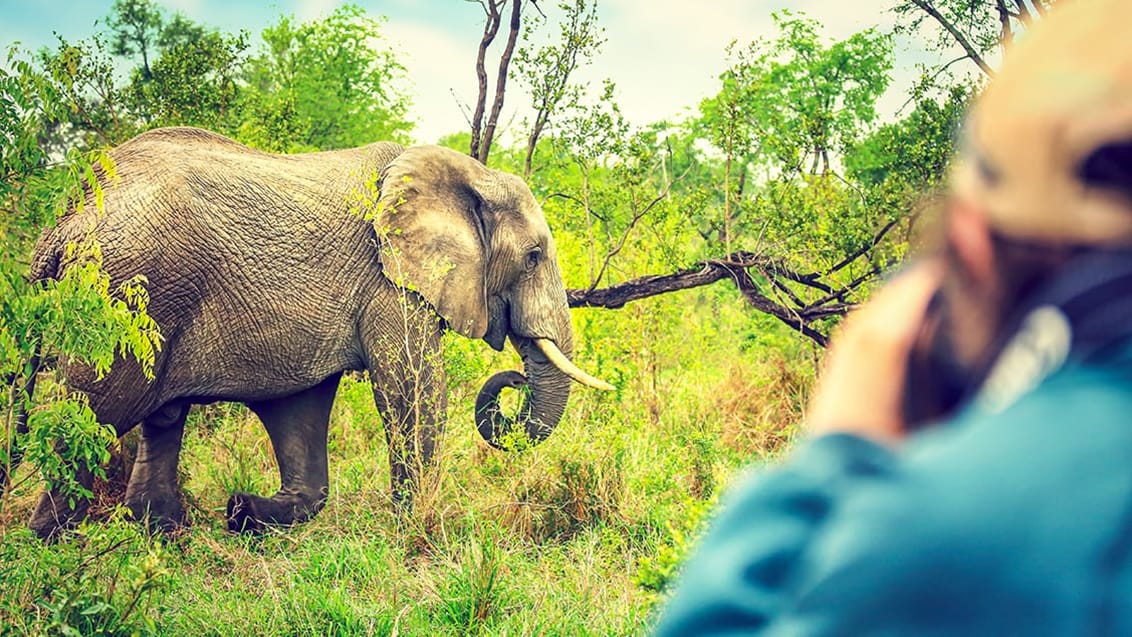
475, 336, 572, 450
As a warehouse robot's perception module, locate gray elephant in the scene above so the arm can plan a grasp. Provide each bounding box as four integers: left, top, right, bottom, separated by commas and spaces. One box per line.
27, 127, 610, 538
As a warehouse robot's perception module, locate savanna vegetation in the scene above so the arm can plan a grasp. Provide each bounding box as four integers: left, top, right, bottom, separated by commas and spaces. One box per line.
0, 0, 1052, 634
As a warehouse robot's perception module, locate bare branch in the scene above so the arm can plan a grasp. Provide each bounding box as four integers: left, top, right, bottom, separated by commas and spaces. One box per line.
729, 267, 830, 347
451, 88, 475, 128
909, 0, 996, 77
470, 0, 503, 160
763, 268, 808, 308
565, 250, 874, 348
824, 217, 901, 275
587, 189, 667, 292
567, 259, 739, 309
478, 0, 523, 164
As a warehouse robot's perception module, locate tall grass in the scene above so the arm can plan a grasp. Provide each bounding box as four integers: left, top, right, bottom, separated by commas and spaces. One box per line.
0, 287, 815, 635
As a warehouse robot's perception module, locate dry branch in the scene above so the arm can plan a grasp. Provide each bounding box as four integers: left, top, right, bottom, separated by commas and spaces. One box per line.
565, 250, 879, 347
908, 0, 996, 77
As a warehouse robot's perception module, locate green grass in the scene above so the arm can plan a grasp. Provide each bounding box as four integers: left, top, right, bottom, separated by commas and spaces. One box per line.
0, 291, 814, 636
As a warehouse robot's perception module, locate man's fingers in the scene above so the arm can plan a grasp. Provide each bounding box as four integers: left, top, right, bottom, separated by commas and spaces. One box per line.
840, 263, 944, 350
806, 262, 944, 442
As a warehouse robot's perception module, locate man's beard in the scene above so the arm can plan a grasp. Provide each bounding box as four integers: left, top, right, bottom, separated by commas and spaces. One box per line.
901, 227, 1082, 425
940, 229, 1081, 367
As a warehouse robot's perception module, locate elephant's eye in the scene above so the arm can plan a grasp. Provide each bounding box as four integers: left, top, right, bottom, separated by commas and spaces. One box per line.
525, 247, 542, 271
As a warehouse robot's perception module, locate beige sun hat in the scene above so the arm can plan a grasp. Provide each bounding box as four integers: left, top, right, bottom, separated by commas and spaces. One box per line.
951, 0, 1132, 245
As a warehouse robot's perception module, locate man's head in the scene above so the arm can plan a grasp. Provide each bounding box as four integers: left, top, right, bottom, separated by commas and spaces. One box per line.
940, 0, 1132, 366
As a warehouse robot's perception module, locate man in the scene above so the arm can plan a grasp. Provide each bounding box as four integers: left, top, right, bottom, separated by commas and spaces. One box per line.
654, 0, 1132, 634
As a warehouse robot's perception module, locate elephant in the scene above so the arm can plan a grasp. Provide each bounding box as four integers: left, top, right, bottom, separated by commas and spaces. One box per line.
26, 126, 611, 538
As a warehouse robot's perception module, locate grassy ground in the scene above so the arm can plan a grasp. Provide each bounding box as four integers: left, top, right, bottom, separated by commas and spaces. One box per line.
0, 290, 815, 636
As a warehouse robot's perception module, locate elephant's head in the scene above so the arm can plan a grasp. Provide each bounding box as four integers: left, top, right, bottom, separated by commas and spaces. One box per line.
373, 145, 611, 449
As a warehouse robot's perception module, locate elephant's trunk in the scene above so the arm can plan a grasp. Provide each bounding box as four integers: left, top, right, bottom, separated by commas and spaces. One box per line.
476, 335, 574, 450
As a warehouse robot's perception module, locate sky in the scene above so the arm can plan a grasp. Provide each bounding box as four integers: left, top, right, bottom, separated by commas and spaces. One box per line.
0, 0, 960, 146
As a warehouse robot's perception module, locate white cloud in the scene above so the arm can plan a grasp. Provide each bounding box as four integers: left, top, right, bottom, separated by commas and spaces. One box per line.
156, 0, 204, 14
382, 19, 484, 144
294, 0, 341, 22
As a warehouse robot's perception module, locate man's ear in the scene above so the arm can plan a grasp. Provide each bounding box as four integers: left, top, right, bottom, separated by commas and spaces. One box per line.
1080, 139, 1132, 202
948, 198, 996, 283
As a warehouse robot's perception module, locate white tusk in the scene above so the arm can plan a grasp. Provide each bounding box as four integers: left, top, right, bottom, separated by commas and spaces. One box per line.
534, 338, 616, 391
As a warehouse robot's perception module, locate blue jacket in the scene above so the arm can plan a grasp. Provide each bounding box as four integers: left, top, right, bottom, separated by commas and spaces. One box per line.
653, 354, 1132, 635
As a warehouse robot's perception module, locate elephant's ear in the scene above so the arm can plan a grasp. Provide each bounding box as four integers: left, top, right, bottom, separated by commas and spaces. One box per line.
374, 146, 490, 339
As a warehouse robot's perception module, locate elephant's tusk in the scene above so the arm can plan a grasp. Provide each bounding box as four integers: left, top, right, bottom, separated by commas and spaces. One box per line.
534, 338, 616, 391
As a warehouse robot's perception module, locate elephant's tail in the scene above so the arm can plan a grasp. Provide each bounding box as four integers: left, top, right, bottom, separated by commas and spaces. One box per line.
0, 350, 39, 497
4, 229, 53, 495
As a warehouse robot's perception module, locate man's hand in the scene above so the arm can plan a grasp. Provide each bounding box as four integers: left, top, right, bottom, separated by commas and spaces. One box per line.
806, 263, 944, 444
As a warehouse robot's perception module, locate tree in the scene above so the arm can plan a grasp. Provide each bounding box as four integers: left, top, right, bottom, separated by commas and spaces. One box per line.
644, 13, 897, 343
38, 35, 135, 149
515, 0, 604, 177
40, 1, 244, 148
129, 29, 248, 131
895, 0, 1057, 77
241, 4, 412, 151
105, 0, 163, 80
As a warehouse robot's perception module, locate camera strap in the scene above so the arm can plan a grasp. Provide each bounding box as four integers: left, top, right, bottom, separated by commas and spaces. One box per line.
975, 249, 1132, 414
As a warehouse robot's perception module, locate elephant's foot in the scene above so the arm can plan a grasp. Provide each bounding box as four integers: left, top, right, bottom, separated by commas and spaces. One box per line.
391, 482, 415, 515
29, 490, 90, 540
125, 495, 185, 534
225, 488, 327, 534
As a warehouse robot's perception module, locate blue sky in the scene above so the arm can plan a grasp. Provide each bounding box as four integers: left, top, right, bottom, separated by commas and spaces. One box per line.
0, 0, 956, 145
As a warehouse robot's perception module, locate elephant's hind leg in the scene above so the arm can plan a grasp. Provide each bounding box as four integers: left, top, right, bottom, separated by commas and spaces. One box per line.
226, 373, 340, 534
28, 464, 96, 540
29, 414, 139, 540
124, 402, 190, 532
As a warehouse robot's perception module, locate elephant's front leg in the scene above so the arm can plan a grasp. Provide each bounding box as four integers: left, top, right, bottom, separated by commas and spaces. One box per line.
226, 372, 341, 534
368, 321, 447, 510
371, 377, 445, 510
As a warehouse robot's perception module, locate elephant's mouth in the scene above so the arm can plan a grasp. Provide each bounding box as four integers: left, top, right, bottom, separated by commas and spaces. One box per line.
484, 298, 612, 390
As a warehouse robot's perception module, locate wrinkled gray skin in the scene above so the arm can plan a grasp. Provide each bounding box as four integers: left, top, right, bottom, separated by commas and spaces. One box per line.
28, 127, 574, 537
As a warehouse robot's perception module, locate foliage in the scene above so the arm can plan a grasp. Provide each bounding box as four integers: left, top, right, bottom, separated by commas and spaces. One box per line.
36, 0, 411, 154
1, 49, 72, 244
241, 4, 412, 151
846, 82, 970, 190
1, 45, 162, 511
634, 497, 714, 595
38, 0, 248, 148
127, 29, 249, 131
695, 11, 893, 233
514, 0, 605, 176
0, 514, 171, 636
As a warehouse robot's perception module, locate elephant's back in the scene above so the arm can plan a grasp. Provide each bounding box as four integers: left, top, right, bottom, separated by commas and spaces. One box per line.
109, 127, 404, 212
34, 128, 404, 280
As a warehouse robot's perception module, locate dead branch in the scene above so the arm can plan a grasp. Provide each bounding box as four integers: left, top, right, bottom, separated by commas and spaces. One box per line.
469, 0, 503, 160
565, 250, 873, 347
478, 0, 524, 164
909, 0, 996, 77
